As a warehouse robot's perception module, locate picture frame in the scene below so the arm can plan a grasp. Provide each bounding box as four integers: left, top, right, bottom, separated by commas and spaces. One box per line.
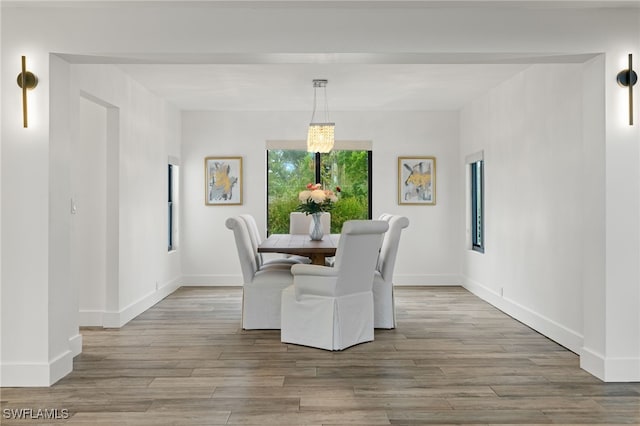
398, 156, 436, 205
204, 156, 243, 205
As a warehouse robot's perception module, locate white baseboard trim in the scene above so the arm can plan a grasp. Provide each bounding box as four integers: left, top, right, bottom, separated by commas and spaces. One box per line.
602, 356, 640, 382
0, 349, 73, 387
580, 346, 606, 380
69, 333, 83, 357
49, 349, 74, 385
1, 362, 53, 387
581, 347, 640, 382
78, 310, 104, 327
462, 276, 583, 355
102, 277, 181, 328
394, 274, 461, 286
181, 274, 243, 286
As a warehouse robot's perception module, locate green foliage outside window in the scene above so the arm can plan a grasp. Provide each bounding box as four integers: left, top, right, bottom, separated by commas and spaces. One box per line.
267, 149, 370, 234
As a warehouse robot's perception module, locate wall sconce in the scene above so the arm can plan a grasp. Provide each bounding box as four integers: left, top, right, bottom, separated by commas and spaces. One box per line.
616, 53, 637, 126
17, 56, 38, 128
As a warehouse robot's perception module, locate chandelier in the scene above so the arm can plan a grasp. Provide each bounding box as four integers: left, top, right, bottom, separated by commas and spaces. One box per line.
307, 79, 335, 153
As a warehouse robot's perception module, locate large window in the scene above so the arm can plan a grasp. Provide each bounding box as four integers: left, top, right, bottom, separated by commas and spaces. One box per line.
470, 159, 484, 252
267, 149, 372, 234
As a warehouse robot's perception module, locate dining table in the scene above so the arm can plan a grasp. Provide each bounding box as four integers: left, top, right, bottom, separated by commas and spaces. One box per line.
258, 233, 340, 266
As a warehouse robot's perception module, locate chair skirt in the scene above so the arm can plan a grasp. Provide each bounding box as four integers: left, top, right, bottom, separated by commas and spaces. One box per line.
242, 274, 292, 329
373, 272, 396, 329
281, 286, 374, 350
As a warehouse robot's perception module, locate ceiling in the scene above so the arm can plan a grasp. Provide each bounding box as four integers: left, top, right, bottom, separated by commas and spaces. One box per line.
48, 0, 616, 114
51, 0, 611, 114
101, 53, 595, 112
116, 63, 534, 111
11, 0, 637, 112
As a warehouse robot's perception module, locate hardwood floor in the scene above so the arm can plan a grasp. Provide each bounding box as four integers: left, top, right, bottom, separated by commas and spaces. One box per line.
2, 286, 639, 425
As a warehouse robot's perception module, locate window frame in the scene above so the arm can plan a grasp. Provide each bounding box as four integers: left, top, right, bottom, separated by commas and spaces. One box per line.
168, 164, 174, 251
470, 158, 484, 253
465, 151, 486, 253
266, 149, 373, 235
167, 161, 179, 252
312, 151, 373, 220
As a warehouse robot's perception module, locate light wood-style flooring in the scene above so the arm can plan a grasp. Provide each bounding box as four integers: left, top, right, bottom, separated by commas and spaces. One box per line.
2, 286, 639, 425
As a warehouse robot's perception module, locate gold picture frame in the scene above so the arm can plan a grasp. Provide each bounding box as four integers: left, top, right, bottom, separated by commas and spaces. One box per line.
398, 156, 436, 205
204, 156, 243, 205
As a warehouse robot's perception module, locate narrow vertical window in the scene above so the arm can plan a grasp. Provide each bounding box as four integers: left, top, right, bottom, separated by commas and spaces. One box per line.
470, 159, 484, 252
168, 164, 174, 251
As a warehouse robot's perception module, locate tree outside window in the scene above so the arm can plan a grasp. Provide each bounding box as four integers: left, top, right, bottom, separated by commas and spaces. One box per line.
267, 150, 371, 234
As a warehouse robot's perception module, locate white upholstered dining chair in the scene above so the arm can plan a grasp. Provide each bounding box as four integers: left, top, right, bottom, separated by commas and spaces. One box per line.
289, 212, 331, 234
287, 212, 331, 263
238, 214, 304, 268
374, 214, 409, 329
226, 216, 294, 329
280, 220, 389, 350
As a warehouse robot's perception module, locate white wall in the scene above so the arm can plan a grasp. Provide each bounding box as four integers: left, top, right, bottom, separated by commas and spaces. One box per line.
181, 111, 460, 286
73, 97, 108, 321
0, 58, 182, 385
459, 63, 606, 366
581, 55, 607, 379
69, 64, 183, 327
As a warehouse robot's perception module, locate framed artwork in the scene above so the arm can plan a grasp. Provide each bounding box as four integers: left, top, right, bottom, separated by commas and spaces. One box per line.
398, 156, 436, 205
204, 156, 243, 205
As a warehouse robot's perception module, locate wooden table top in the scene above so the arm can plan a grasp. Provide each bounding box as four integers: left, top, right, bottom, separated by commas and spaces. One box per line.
258, 233, 340, 256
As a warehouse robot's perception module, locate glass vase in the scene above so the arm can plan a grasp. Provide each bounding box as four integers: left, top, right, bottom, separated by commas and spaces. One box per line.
309, 212, 324, 241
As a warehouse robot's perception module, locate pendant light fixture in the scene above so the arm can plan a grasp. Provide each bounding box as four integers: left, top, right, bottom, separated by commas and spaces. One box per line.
307, 79, 335, 153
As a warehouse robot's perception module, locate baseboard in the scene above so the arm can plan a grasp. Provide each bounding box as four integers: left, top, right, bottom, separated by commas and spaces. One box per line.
602, 357, 640, 382
394, 274, 461, 286
462, 275, 583, 355
49, 349, 74, 385
580, 347, 606, 380
1, 363, 50, 387
102, 277, 181, 328
78, 310, 104, 327
581, 347, 640, 382
0, 349, 73, 387
69, 333, 83, 357
181, 274, 243, 286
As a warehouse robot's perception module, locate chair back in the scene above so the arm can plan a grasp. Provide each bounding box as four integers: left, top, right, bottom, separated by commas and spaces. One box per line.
238, 214, 263, 266
333, 220, 389, 296
225, 216, 258, 283
378, 213, 392, 222
289, 212, 330, 234
376, 215, 410, 281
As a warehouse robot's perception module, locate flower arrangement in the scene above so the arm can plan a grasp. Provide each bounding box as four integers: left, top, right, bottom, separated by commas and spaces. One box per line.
296, 183, 340, 215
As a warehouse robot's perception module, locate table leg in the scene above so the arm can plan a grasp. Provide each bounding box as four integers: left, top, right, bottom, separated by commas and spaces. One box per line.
309, 253, 326, 265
